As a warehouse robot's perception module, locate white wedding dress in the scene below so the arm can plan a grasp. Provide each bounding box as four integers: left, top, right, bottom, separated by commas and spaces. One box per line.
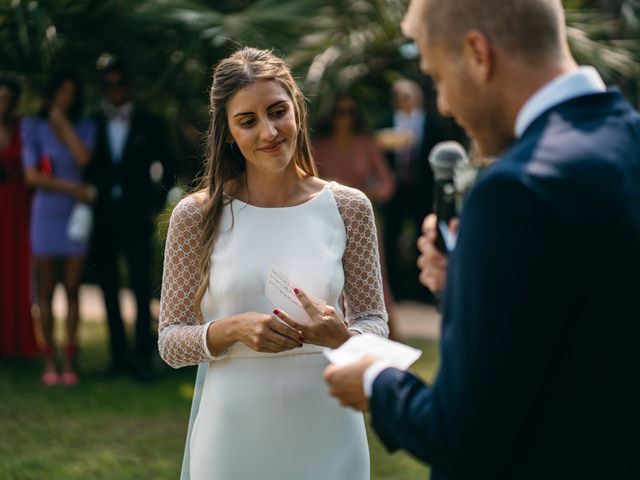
158, 181, 388, 480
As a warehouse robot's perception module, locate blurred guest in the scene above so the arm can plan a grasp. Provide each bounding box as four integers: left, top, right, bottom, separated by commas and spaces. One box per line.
0, 78, 38, 359
86, 58, 176, 381
313, 93, 399, 339
22, 69, 96, 386
379, 79, 464, 301
314, 93, 395, 201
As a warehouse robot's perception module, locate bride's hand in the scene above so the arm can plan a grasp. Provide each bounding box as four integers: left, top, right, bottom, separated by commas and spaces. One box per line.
273, 289, 355, 349
235, 312, 304, 353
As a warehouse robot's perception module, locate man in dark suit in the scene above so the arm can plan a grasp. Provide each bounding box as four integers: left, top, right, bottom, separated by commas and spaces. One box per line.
381, 79, 465, 301
324, 0, 640, 478
86, 59, 176, 380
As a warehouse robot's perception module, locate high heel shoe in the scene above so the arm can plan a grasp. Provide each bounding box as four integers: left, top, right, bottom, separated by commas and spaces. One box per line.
41, 345, 59, 387
60, 343, 79, 386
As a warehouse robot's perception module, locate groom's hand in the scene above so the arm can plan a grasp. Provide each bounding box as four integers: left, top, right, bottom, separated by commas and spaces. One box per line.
417, 213, 458, 292
323, 356, 377, 412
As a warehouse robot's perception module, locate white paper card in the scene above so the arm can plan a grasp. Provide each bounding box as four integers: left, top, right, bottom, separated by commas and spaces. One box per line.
324, 333, 422, 370
265, 266, 326, 325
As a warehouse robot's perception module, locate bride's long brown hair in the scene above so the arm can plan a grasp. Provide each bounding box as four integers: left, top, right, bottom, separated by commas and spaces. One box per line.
193, 47, 318, 320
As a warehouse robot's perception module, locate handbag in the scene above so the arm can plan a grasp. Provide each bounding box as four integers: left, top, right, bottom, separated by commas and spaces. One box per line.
67, 202, 93, 242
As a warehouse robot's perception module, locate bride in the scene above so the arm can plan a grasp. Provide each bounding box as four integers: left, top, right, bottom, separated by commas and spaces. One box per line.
158, 47, 388, 480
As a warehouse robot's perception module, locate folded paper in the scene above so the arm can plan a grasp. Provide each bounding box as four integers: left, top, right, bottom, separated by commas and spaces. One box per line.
265, 266, 327, 325
324, 333, 422, 370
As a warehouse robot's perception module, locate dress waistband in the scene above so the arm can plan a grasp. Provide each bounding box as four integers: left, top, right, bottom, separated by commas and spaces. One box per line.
223, 343, 327, 360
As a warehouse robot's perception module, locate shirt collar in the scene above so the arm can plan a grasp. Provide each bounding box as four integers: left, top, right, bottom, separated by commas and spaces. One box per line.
395, 108, 425, 120
514, 66, 606, 138
104, 102, 134, 120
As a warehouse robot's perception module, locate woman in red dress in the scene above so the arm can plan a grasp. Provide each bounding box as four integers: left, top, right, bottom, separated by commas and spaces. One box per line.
0, 78, 38, 358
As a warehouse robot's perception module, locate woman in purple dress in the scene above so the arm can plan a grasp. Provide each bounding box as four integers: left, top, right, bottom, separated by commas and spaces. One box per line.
22, 70, 96, 386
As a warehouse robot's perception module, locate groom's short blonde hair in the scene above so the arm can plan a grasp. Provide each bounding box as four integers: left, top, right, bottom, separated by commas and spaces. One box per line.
403, 0, 567, 62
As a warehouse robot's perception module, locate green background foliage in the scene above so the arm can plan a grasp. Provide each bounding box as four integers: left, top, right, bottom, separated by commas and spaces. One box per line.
2, 0, 638, 139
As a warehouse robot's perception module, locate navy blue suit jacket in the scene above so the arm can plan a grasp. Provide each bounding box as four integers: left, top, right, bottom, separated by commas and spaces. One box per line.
370, 90, 640, 479
87, 109, 177, 237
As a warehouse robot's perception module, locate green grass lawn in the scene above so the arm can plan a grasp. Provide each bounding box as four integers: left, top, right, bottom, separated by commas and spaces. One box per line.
0, 321, 437, 479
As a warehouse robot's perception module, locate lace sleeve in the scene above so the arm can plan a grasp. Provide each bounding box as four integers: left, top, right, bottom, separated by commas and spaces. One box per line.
158, 196, 221, 368
329, 183, 389, 338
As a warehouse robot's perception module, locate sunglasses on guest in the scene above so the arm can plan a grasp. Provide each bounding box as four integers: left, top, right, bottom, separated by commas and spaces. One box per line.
103, 78, 130, 90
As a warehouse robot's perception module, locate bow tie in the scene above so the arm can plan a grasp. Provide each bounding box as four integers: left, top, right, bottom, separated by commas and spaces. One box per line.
105, 108, 131, 121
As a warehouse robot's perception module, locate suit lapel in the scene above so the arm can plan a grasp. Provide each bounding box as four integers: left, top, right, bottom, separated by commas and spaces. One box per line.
120, 109, 139, 165
97, 114, 115, 164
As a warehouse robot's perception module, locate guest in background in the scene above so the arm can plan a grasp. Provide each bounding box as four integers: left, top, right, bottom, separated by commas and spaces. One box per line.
314, 93, 395, 202
313, 93, 399, 339
0, 78, 38, 359
22, 69, 96, 386
379, 79, 465, 302
86, 58, 176, 381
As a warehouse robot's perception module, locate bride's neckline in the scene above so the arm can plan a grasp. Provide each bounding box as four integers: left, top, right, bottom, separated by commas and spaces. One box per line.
229, 181, 332, 210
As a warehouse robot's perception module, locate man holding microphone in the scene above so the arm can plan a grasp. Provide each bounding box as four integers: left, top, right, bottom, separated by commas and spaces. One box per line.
324, 0, 640, 479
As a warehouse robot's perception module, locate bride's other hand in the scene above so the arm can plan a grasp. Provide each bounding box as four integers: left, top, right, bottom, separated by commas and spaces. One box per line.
274, 289, 355, 349
235, 312, 304, 353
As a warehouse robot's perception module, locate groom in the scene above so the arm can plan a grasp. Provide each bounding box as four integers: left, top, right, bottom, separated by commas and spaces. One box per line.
324, 0, 640, 479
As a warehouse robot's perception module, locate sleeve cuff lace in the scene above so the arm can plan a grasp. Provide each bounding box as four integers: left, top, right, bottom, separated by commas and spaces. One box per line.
349, 316, 390, 338
202, 321, 231, 361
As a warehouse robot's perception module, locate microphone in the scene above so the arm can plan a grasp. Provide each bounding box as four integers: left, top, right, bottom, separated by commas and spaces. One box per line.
428, 141, 468, 254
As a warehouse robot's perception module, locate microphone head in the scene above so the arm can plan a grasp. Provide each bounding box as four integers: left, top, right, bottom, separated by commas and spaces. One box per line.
428, 141, 468, 181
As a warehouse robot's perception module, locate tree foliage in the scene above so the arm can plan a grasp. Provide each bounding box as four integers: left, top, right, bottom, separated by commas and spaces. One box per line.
1, 0, 638, 120
565, 0, 640, 102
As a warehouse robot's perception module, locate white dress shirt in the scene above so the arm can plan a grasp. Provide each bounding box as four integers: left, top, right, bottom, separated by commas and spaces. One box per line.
363, 66, 607, 399
514, 66, 606, 137
104, 102, 134, 163
393, 109, 426, 146
393, 109, 426, 182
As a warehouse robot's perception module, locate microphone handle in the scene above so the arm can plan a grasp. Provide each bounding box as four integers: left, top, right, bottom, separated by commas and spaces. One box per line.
433, 178, 457, 254
432, 178, 457, 311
